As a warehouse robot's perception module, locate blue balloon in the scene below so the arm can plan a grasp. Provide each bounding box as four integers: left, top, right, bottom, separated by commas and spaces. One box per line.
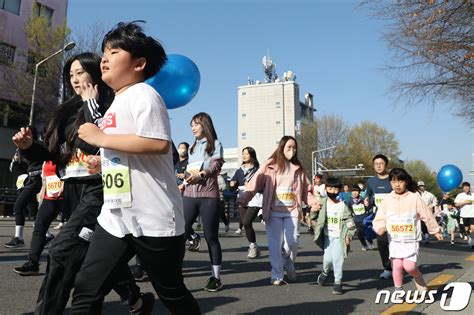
146, 54, 200, 109
437, 164, 463, 192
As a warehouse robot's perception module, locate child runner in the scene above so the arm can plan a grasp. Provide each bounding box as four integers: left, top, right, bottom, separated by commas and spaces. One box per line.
12, 52, 145, 314
312, 177, 356, 294
70, 22, 200, 314
237, 136, 316, 285
373, 168, 442, 292
230, 146, 263, 259
182, 112, 225, 292
443, 199, 459, 245
348, 185, 374, 251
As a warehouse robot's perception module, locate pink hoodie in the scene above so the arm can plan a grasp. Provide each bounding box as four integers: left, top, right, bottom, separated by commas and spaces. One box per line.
373, 190, 439, 241
237, 159, 315, 221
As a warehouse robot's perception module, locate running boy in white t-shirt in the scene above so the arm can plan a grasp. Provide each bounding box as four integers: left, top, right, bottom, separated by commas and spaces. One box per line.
70, 22, 200, 314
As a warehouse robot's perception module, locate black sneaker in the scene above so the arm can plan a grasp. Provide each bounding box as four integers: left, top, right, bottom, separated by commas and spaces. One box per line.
204, 276, 223, 292
317, 272, 327, 286
332, 283, 343, 295
187, 234, 201, 252
130, 264, 149, 282
4, 237, 25, 248
13, 261, 40, 276
130, 292, 155, 315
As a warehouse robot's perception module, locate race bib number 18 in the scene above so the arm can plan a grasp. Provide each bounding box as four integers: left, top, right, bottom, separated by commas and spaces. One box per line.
101, 148, 132, 208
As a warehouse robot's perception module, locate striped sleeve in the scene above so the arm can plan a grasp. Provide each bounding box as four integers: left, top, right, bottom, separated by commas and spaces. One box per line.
85, 99, 103, 124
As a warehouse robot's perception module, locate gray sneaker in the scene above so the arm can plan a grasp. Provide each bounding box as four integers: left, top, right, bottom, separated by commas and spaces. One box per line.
247, 244, 261, 259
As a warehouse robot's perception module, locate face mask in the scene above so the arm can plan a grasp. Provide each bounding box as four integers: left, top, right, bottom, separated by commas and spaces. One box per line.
284, 150, 295, 161
358, 184, 364, 190
178, 149, 187, 157
326, 192, 339, 201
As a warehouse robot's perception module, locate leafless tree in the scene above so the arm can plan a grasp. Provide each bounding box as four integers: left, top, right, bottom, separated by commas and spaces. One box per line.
361, 0, 474, 125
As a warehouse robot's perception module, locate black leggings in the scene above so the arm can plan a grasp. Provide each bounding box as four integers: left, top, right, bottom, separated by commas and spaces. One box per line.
71, 224, 200, 315
183, 197, 222, 265
29, 199, 64, 263
355, 221, 372, 247
13, 176, 42, 226
239, 206, 260, 243
376, 232, 391, 271
35, 181, 139, 315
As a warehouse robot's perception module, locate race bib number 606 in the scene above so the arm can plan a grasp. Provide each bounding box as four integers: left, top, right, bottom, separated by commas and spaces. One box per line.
101, 149, 132, 208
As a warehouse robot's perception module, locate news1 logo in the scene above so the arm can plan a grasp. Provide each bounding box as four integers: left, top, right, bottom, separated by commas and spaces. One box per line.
375, 282, 472, 311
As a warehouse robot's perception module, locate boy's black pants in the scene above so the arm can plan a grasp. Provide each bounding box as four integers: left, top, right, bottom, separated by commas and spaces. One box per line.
71, 224, 201, 315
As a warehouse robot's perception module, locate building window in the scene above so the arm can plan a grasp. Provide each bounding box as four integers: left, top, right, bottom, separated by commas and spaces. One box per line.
241, 113, 246, 119
35, 2, 54, 23
276, 121, 281, 125
241, 132, 246, 139
241, 92, 246, 96
1, 0, 21, 15
0, 42, 15, 65
275, 101, 281, 108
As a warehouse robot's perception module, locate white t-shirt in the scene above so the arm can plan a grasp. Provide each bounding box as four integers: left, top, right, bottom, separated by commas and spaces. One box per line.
420, 191, 437, 211
454, 192, 474, 218
97, 83, 185, 238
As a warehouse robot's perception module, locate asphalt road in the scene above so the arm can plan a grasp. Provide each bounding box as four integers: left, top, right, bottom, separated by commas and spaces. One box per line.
0, 218, 472, 315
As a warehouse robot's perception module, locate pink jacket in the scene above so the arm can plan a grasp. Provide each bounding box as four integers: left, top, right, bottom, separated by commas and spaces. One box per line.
237, 159, 315, 221
373, 191, 439, 241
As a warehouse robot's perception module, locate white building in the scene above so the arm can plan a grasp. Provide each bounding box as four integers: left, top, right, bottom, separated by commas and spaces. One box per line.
237, 56, 315, 163
221, 147, 239, 179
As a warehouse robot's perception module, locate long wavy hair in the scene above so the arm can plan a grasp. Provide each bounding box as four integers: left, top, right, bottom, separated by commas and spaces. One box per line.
268, 135, 303, 173
42, 52, 113, 166
189, 112, 219, 155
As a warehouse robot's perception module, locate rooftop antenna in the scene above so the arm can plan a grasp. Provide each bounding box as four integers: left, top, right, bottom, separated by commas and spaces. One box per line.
262, 50, 278, 83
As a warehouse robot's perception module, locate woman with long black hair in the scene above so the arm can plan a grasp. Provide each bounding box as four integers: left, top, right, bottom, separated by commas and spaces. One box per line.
183, 112, 225, 292
230, 147, 263, 259
12, 52, 148, 314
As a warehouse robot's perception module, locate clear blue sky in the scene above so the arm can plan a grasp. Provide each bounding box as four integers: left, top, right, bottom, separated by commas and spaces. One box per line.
68, 0, 473, 184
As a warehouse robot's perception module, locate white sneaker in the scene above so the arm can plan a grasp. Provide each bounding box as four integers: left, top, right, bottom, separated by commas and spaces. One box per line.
379, 270, 392, 279
468, 237, 473, 247
367, 243, 374, 250
361, 246, 368, 251
247, 244, 260, 259
235, 228, 242, 235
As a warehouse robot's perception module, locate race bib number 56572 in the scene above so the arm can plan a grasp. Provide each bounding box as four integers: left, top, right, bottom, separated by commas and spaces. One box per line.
101, 148, 132, 208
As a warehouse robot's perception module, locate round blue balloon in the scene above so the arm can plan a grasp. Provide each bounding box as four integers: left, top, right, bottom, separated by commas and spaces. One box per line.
146, 54, 200, 109
437, 164, 463, 192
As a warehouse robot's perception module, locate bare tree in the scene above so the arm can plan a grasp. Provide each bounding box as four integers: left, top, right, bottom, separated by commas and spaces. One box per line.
71, 21, 110, 56
315, 114, 349, 167
361, 0, 474, 125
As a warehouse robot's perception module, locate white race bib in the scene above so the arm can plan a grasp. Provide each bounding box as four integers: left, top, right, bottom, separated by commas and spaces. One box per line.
186, 160, 203, 175
388, 213, 416, 241
352, 204, 366, 216
45, 175, 63, 198
101, 149, 132, 208
63, 149, 92, 179
374, 193, 389, 210
326, 203, 344, 238
275, 187, 296, 207
16, 174, 27, 189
